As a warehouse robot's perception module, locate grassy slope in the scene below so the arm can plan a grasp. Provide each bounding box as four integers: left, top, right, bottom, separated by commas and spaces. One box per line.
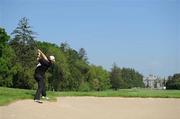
1, 87, 180, 106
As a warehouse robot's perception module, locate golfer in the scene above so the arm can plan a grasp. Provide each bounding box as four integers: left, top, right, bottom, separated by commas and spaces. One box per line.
34, 49, 55, 103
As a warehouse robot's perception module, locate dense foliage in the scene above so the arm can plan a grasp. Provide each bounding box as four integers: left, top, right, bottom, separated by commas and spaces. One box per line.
166, 73, 180, 90
0, 17, 146, 91
0, 28, 16, 87
110, 64, 144, 90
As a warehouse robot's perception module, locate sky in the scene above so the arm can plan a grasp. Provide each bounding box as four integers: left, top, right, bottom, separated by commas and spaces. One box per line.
0, 0, 179, 77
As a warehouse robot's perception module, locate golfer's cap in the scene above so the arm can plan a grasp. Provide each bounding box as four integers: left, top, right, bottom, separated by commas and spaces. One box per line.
49, 55, 55, 62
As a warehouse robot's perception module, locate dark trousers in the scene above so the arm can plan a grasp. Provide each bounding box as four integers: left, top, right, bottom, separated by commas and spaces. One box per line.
34, 75, 46, 100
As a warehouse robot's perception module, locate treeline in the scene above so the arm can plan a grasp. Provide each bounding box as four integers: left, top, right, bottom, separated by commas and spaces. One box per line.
110, 64, 144, 90
0, 17, 145, 91
166, 73, 180, 90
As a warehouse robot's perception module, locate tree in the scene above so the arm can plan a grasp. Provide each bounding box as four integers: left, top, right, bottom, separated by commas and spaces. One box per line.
87, 65, 110, 91
78, 48, 88, 63
110, 64, 126, 90
60, 42, 70, 52
10, 17, 37, 68
121, 68, 144, 88
0, 27, 16, 87
166, 73, 180, 90
9, 17, 37, 89
110, 64, 144, 90
0, 28, 10, 57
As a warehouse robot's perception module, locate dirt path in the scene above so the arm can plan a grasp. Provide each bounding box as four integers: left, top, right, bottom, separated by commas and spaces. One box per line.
1, 97, 180, 119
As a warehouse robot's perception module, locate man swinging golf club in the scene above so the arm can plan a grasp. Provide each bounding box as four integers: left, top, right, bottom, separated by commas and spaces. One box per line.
34, 49, 55, 103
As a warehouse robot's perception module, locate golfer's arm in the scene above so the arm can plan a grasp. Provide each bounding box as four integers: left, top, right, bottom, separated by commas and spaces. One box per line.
37, 50, 41, 61
39, 50, 49, 61
37, 55, 42, 61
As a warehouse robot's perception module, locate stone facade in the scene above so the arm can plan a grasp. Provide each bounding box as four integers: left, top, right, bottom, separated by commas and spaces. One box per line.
143, 74, 166, 89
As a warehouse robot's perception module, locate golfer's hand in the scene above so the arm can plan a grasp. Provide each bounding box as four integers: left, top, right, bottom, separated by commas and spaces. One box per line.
37, 49, 41, 58
37, 49, 42, 55
37, 49, 41, 53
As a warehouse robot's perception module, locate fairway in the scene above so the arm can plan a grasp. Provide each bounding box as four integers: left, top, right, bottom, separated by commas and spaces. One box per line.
1, 97, 180, 119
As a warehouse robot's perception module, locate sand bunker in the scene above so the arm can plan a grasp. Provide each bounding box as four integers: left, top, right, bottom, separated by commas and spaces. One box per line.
1, 97, 180, 119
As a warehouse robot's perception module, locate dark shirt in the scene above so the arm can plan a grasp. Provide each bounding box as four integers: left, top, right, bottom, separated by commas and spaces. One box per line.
35, 59, 51, 76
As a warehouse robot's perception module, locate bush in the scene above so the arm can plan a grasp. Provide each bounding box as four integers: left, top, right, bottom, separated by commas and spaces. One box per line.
79, 82, 91, 92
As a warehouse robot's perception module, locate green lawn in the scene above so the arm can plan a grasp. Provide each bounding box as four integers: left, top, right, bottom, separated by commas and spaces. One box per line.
1, 87, 180, 106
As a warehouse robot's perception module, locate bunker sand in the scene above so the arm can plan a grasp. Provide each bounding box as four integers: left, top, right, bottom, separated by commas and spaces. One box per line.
1, 97, 180, 119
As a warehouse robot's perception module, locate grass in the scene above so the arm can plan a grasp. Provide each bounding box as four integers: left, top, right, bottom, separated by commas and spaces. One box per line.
55, 89, 180, 98
0, 87, 57, 106
1, 87, 180, 106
